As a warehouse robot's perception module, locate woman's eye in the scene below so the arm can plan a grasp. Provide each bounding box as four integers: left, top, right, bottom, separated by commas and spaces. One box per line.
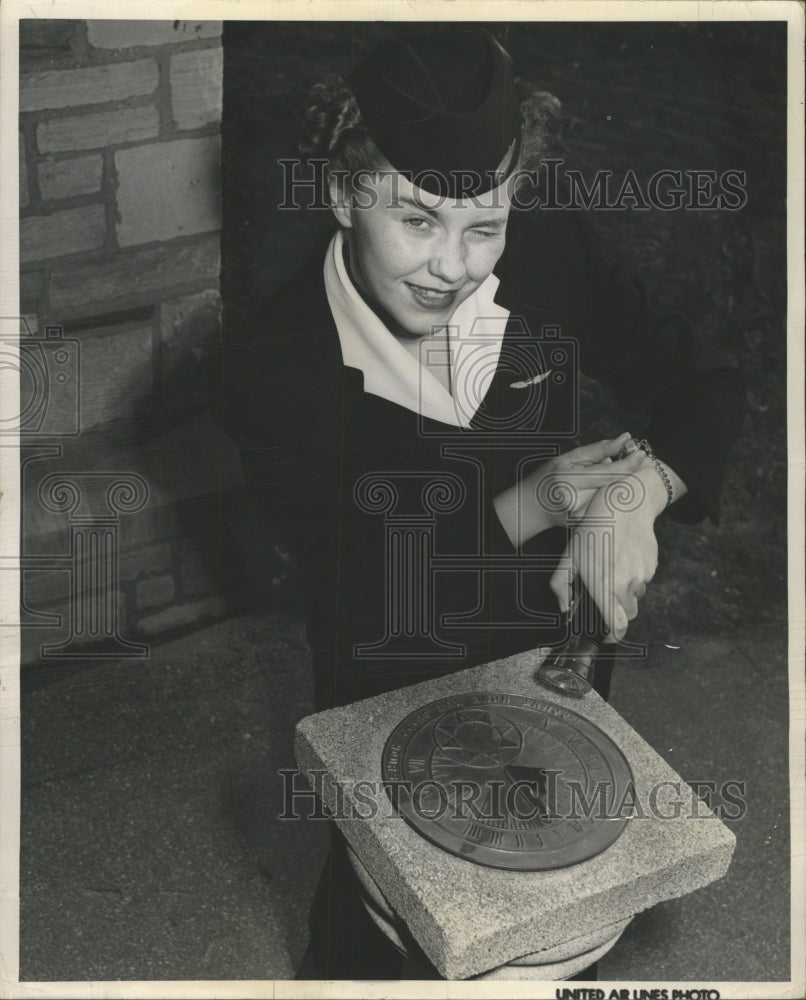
471, 228, 500, 239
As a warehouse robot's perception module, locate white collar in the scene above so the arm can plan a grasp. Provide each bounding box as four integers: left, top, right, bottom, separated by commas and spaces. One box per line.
323, 229, 510, 428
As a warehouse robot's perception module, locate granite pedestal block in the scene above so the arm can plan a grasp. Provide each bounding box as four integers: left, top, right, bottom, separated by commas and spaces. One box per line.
294, 650, 736, 980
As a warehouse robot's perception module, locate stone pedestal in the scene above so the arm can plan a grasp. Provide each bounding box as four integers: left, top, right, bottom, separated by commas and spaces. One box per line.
294, 650, 736, 980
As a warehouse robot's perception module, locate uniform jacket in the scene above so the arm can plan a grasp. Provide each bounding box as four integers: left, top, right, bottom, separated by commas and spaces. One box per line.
216, 208, 746, 709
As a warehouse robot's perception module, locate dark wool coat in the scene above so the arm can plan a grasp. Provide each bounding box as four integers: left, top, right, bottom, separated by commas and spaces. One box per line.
216, 209, 746, 709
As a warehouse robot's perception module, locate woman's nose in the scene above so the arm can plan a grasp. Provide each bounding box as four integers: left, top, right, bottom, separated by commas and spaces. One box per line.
428, 235, 466, 285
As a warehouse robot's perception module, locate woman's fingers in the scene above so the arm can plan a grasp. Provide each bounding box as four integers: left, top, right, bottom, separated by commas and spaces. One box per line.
552, 536, 621, 637
568, 433, 631, 464
557, 489, 660, 643
547, 451, 646, 497
585, 577, 626, 642
529, 436, 646, 528
607, 449, 647, 474
611, 604, 630, 642
549, 551, 574, 614
551, 549, 647, 643
605, 575, 652, 635
619, 590, 639, 621
570, 449, 646, 478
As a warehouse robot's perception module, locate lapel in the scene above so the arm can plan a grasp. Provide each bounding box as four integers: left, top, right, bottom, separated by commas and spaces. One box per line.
468, 208, 582, 438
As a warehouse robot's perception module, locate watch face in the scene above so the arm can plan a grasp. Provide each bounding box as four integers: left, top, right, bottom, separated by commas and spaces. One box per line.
382, 691, 634, 871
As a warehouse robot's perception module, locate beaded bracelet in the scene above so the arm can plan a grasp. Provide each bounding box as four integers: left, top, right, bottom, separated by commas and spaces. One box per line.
636, 438, 674, 508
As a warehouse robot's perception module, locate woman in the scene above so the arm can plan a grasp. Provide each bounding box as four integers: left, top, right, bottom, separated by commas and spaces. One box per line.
219, 28, 745, 979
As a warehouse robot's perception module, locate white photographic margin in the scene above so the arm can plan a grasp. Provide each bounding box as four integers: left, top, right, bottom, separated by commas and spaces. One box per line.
0, 2, 803, 999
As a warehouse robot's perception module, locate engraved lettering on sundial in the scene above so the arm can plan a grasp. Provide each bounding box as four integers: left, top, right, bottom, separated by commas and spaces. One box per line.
382, 692, 634, 871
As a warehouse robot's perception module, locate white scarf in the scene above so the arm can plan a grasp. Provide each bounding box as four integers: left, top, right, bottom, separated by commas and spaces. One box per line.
323, 229, 510, 428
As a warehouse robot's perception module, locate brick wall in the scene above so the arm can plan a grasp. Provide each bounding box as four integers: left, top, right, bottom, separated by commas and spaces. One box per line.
17, 20, 268, 664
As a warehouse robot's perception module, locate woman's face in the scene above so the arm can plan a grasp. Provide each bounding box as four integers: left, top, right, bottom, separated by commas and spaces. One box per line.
332, 170, 513, 339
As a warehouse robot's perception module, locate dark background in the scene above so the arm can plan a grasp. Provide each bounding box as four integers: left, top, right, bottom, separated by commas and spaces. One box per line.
222, 19, 788, 648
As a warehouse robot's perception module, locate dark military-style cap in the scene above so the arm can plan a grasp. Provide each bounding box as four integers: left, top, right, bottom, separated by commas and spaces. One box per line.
352, 29, 521, 198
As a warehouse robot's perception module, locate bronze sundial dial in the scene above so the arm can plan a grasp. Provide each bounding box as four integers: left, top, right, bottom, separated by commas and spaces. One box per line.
382, 691, 633, 871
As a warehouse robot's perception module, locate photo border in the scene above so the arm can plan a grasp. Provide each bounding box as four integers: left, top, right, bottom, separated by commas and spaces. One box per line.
1, 2, 803, 998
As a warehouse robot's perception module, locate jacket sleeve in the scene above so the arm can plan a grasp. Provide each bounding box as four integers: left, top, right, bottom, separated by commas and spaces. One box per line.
215, 356, 351, 538
207, 267, 355, 548
571, 213, 747, 525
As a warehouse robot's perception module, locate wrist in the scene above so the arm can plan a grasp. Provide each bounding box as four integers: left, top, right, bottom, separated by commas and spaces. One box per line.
493, 476, 554, 548
633, 462, 669, 520
618, 436, 686, 518
636, 438, 675, 508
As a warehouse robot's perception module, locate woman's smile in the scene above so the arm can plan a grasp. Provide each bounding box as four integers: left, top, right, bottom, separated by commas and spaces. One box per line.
404, 281, 460, 311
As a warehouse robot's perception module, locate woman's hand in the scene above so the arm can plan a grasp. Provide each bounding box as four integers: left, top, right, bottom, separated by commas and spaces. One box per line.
549, 472, 660, 642
493, 432, 648, 548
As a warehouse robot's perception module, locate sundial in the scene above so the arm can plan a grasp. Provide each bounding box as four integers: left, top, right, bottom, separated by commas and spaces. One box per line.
297, 652, 737, 979
382, 691, 633, 871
